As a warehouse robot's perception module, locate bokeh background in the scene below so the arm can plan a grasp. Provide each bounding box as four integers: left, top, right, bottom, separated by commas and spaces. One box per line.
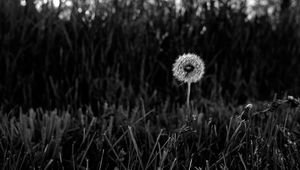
0, 0, 300, 109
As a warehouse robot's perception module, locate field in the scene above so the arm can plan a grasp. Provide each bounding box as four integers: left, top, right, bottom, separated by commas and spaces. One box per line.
0, 0, 300, 169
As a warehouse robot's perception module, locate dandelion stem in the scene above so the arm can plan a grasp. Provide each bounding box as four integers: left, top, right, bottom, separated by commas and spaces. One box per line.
187, 82, 191, 111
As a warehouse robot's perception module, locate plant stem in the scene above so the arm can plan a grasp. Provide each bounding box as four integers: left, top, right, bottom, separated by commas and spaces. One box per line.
187, 82, 191, 112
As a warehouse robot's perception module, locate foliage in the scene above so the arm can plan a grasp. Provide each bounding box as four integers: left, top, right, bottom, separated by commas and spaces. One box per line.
0, 0, 300, 109
0, 96, 300, 169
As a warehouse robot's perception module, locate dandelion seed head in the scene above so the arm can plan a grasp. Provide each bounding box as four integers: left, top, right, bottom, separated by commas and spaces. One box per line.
172, 53, 205, 83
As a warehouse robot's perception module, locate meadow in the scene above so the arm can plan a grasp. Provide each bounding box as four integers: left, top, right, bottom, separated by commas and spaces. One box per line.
0, 0, 300, 169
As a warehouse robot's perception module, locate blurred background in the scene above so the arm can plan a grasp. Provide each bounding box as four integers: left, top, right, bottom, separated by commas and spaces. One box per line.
0, 0, 299, 109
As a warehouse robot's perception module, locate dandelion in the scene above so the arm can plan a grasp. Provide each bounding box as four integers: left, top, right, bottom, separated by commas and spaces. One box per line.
173, 53, 205, 110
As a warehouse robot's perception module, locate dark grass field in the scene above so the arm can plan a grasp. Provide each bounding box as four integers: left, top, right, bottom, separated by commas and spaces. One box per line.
1, 0, 300, 169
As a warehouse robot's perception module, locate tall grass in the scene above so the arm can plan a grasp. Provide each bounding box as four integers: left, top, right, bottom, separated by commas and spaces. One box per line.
0, 0, 300, 109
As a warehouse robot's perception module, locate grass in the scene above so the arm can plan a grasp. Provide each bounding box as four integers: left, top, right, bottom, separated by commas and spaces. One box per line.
0, 0, 300, 108
0, 96, 299, 169
0, 0, 300, 169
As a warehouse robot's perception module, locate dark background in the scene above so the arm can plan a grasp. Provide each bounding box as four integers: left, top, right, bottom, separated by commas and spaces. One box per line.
1, 1, 300, 169
0, 0, 299, 109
